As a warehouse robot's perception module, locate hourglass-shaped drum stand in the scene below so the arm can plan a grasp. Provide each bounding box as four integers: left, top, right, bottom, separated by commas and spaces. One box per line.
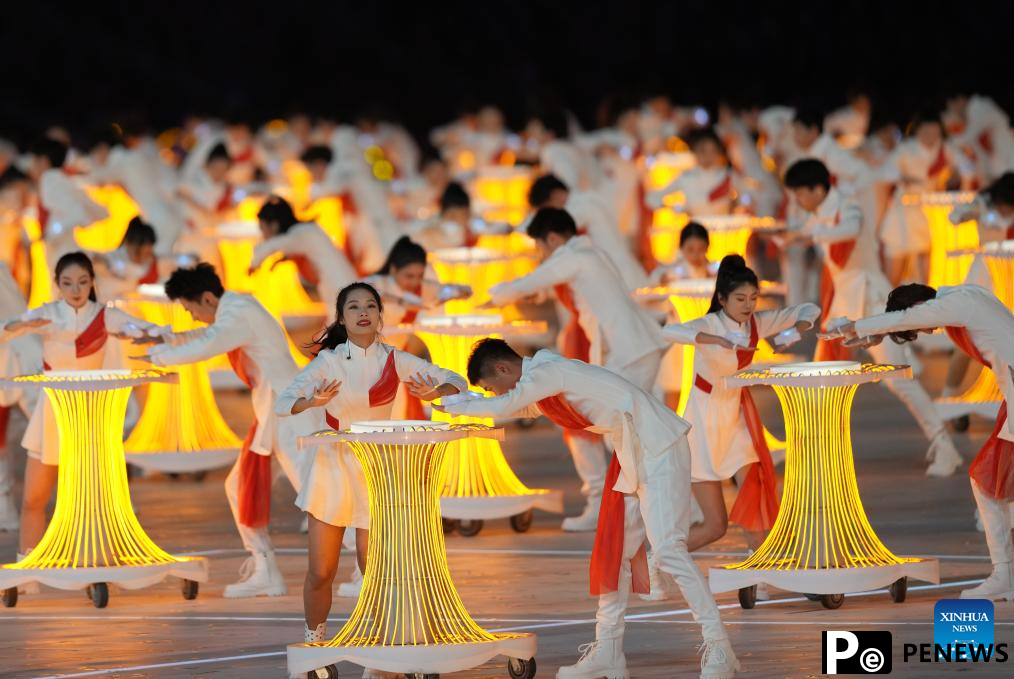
0, 370, 208, 608
429, 247, 537, 316
288, 422, 537, 679
649, 214, 783, 266
708, 362, 939, 610
117, 286, 241, 473
902, 192, 980, 289
409, 316, 563, 536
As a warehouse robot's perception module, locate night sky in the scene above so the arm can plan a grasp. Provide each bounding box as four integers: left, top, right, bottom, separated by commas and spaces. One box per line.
3, 0, 1012, 145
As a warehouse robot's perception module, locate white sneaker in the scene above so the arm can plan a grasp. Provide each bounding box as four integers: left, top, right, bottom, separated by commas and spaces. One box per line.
562, 495, 602, 532
961, 563, 1013, 601
557, 638, 629, 679
299, 515, 309, 534
0, 493, 18, 532
337, 564, 363, 598
638, 559, 676, 601
699, 637, 740, 679
304, 621, 327, 643
223, 551, 287, 598
925, 433, 962, 477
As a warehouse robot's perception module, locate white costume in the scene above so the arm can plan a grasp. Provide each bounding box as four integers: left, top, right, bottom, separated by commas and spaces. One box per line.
250, 222, 356, 322
444, 350, 735, 675
951, 95, 1014, 181
275, 341, 465, 528
566, 191, 648, 291
38, 169, 108, 264
541, 139, 591, 192
93, 246, 163, 303
648, 166, 741, 217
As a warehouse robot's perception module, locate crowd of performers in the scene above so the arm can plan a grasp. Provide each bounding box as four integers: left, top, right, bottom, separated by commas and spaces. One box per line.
1, 91, 1013, 679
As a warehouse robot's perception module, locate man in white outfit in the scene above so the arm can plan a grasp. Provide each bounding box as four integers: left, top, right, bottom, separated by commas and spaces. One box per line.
440, 339, 738, 679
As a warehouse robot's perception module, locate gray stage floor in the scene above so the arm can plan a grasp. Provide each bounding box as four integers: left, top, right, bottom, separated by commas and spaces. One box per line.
0, 352, 1010, 678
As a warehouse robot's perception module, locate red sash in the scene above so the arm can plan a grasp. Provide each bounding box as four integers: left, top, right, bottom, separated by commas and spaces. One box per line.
215, 184, 234, 213
978, 131, 994, 155
228, 348, 272, 529
635, 176, 657, 272
694, 316, 779, 531
325, 350, 400, 431
43, 307, 109, 371
0, 405, 10, 442
536, 394, 649, 596
137, 258, 159, 285
927, 145, 948, 179
288, 255, 320, 286
707, 172, 733, 202
816, 212, 855, 362
945, 327, 1011, 499
554, 284, 591, 364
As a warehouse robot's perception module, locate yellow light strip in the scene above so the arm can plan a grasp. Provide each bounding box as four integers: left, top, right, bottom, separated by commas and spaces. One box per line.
76, 186, 140, 253
923, 204, 979, 289
429, 253, 535, 318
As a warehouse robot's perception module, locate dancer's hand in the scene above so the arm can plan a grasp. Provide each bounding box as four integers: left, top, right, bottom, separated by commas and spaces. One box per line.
405, 373, 452, 401
310, 379, 342, 406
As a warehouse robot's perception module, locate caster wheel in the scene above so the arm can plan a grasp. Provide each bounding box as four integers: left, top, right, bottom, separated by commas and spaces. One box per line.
191, 470, 208, 482
951, 415, 970, 432
441, 518, 458, 535
510, 509, 534, 533
889, 577, 907, 603
516, 418, 536, 430
820, 593, 844, 610
738, 585, 757, 609
803, 593, 821, 601
310, 665, 339, 679
89, 582, 109, 608
167, 472, 180, 481
181, 579, 199, 600
456, 519, 483, 537
2, 587, 17, 608
507, 656, 537, 679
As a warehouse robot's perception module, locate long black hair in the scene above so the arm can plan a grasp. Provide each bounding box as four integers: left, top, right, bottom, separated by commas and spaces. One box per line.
708, 254, 758, 313
54, 251, 98, 302
377, 236, 426, 275
885, 283, 937, 344
311, 282, 384, 352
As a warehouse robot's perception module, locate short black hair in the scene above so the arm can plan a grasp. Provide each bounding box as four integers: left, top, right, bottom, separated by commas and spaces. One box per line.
206, 142, 231, 164
0, 166, 28, 191
526, 207, 577, 241
793, 108, 824, 132
300, 145, 333, 165
440, 182, 471, 212
686, 128, 725, 154
784, 158, 831, 191
986, 172, 1014, 207
466, 337, 521, 386
164, 262, 225, 301
679, 221, 710, 247
528, 174, 569, 207
30, 137, 69, 168
257, 195, 299, 233
122, 217, 157, 247
884, 283, 937, 344
87, 124, 123, 152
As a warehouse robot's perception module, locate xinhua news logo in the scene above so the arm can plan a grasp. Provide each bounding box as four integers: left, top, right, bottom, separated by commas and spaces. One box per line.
823, 631, 892, 674
933, 599, 993, 660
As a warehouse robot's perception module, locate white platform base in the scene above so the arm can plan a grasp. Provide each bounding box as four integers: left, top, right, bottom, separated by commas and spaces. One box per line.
125, 449, 239, 473
440, 490, 564, 520
709, 559, 939, 595
934, 398, 1002, 420
0, 557, 208, 591
288, 633, 536, 676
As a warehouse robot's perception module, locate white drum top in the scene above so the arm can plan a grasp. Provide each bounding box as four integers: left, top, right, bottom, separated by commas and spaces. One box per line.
726, 362, 910, 388
1, 369, 178, 391
300, 422, 504, 447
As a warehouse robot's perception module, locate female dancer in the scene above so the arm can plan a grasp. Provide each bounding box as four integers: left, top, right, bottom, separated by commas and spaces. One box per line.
275, 282, 466, 648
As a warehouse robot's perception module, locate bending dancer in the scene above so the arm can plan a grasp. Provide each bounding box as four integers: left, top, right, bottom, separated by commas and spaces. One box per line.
843, 284, 1014, 601
275, 281, 465, 656
440, 339, 738, 679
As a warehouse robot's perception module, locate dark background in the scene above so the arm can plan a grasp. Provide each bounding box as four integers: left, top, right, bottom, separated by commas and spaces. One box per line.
2, 0, 1011, 145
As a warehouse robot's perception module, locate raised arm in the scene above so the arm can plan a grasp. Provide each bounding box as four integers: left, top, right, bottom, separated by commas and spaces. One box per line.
754, 302, 821, 338
488, 252, 579, 307
394, 349, 467, 397
443, 363, 563, 419
148, 305, 248, 366
661, 315, 713, 345
808, 203, 862, 244
250, 231, 302, 270
853, 291, 970, 337
274, 353, 337, 416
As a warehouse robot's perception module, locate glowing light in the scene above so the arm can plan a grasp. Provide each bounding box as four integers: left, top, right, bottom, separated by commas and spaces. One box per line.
363, 145, 385, 165
429, 247, 536, 316
651, 214, 783, 266
903, 192, 979, 288
24, 215, 52, 307
299, 197, 346, 250
372, 160, 395, 181
0, 370, 205, 573
472, 168, 533, 227
75, 186, 140, 252
644, 151, 695, 192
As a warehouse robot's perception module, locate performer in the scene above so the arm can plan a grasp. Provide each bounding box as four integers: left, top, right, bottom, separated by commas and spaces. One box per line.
250, 195, 356, 323
784, 159, 962, 476
275, 281, 466, 646
485, 207, 668, 532
91, 217, 164, 302
842, 284, 1014, 601
662, 256, 818, 561
1, 252, 157, 556
647, 129, 743, 217
135, 263, 319, 598
440, 339, 738, 679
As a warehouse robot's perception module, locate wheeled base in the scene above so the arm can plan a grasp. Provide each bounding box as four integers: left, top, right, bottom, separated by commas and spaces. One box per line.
439, 492, 563, 537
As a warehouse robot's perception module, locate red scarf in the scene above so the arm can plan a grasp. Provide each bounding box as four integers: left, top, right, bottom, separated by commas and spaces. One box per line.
137, 258, 159, 285
554, 284, 591, 364
324, 350, 400, 431
228, 348, 272, 528
815, 211, 856, 362
537, 393, 649, 596
945, 326, 1012, 499
707, 172, 733, 202
693, 316, 779, 531
214, 184, 234, 213
926, 145, 948, 180
42, 307, 108, 371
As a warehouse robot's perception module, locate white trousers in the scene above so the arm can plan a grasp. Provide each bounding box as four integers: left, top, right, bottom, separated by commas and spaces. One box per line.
225, 439, 305, 554
595, 438, 726, 643
973, 480, 1013, 566
868, 340, 945, 440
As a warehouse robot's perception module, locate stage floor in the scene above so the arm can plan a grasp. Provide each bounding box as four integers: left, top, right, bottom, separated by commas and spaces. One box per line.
1, 352, 1010, 678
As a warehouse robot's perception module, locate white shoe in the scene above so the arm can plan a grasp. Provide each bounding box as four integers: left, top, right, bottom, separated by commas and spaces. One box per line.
0, 493, 18, 532
699, 637, 740, 679
299, 515, 309, 534
304, 621, 327, 643
337, 564, 363, 598
925, 433, 962, 477
223, 551, 287, 598
562, 495, 602, 532
556, 638, 629, 679
961, 562, 1014, 601
638, 559, 676, 601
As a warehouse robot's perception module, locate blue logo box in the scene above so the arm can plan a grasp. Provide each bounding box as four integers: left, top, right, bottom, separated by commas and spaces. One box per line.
934, 599, 994, 660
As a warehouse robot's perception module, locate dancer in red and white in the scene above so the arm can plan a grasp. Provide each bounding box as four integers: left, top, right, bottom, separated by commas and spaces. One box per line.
784, 159, 963, 476
647, 130, 743, 217
249, 195, 356, 324
91, 217, 167, 302
662, 256, 818, 574
1, 252, 157, 557
275, 282, 465, 654
945, 92, 1014, 183
177, 142, 235, 232
843, 283, 1014, 601
485, 207, 668, 532
440, 339, 738, 679
135, 263, 319, 597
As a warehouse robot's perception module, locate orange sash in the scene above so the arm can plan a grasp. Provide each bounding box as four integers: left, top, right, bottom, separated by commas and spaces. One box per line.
227, 347, 272, 529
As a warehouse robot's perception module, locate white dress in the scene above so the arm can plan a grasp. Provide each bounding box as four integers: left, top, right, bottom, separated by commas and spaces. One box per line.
275, 341, 466, 528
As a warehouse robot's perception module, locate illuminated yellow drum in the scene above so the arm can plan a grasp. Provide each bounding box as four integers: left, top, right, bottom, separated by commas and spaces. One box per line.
410, 315, 563, 535
0, 370, 208, 608
288, 422, 537, 678
429, 247, 537, 316
116, 286, 241, 473
902, 192, 979, 289
471, 167, 533, 227
709, 362, 939, 609
650, 215, 783, 267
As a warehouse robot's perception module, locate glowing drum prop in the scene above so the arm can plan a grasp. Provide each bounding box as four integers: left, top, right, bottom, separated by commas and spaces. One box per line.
709, 362, 939, 609
429, 247, 537, 317
471, 166, 533, 227
901, 192, 979, 289
0, 370, 208, 608
288, 422, 537, 679
410, 315, 563, 536
116, 286, 241, 473
650, 215, 783, 266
